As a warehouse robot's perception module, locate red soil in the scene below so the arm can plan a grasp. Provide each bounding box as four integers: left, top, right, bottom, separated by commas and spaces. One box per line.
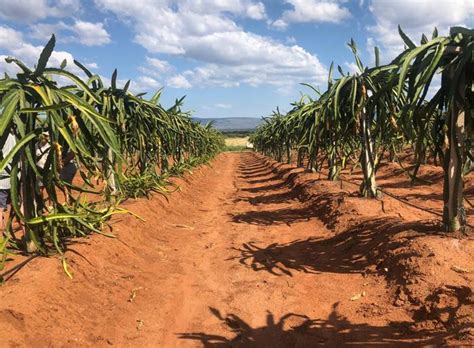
0, 152, 472, 347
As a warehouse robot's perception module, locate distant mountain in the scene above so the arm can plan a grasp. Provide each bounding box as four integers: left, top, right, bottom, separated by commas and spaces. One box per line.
193, 117, 263, 132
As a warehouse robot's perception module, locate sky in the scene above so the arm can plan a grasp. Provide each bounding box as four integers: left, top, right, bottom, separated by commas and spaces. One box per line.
0, 0, 473, 119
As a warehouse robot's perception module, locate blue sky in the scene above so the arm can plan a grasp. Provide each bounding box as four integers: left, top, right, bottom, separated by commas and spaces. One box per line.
1, 0, 473, 119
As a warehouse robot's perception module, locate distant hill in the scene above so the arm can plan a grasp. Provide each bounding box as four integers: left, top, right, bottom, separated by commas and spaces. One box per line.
193, 117, 263, 132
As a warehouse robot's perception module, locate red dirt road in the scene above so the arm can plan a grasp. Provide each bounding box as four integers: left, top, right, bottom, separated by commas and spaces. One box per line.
0, 152, 471, 347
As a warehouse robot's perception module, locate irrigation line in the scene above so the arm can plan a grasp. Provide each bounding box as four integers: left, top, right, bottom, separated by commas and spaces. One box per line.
259, 156, 473, 229
303, 166, 474, 229
378, 189, 442, 217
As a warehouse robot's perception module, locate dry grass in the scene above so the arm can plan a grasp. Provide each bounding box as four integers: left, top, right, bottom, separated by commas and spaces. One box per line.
225, 137, 249, 146
224, 137, 251, 151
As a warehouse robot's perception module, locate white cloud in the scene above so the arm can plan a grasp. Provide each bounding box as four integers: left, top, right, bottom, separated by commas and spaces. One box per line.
215, 103, 232, 109
28, 20, 111, 47
178, 0, 266, 19
181, 50, 327, 89
0, 0, 110, 47
271, 19, 288, 30
167, 75, 192, 89
344, 61, 360, 74
245, 2, 266, 20
0, 0, 80, 23
136, 75, 161, 89
183, 31, 307, 66
368, 0, 474, 62
272, 0, 351, 29
275, 84, 297, 96
0, 26, 24, 50
145, 57, 172, 73
137, 57, 174, 83
0, 25, 95, 78
72, 20, 111, 46
85, 62, 99, 69
95, 0, 328, 89
286, 36, 297, 44
29, 22, 69, 41
0, 55, 20, 76
97, 73, 160, 94
426, 73, 442, 99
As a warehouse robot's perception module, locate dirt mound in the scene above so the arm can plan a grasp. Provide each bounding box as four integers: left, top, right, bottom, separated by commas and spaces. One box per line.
257, 153, 474, 343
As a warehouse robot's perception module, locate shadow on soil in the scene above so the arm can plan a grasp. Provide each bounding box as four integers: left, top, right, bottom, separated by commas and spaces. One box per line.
232, 153, 451, 229
231, 205, 316, 225
231, 218, 438, 276
177, 305, 463, 347
224, 153, 474, 345
235, 191, 299, 205
233, 155, 332, 226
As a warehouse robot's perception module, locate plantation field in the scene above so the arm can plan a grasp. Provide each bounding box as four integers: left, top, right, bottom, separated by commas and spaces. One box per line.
0, 12, 473, 348
0, 152, 472, 346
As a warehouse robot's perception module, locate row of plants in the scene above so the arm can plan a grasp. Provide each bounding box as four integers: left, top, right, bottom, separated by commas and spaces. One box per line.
250, 26, 473, 232
0, 35, 224, 271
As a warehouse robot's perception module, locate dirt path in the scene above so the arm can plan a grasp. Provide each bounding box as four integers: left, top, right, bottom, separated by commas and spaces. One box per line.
0, 152, 446, 347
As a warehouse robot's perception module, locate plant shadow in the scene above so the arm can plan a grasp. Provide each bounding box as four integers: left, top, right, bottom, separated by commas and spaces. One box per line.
177, 305, 461, 347
231, 218, 439, 276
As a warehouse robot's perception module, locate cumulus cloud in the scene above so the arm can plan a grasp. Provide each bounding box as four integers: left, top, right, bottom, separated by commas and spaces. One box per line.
0, 26, 24, 50
271, 0, 351, 29
0, 55, 20, 76
135, 75, 161, 89
271, 19, 288, 30
344, 61, 360, 74
0, 24, 151, 94
145, 57, 172, 73
0, 25, 96, 77
0, 0, 110, 47
72, 20, 111, 46
137, 57, 174, 82
368, 0, 474, 62
0, 0, 80, 23
167, 75, 192, 89
28, 20, 111, 47
179, 0, 266, 19
84, 62, 99, 69
180, 44, 327, 89
98, 74, 149, 94
29, 22, 69, 41
285, 36, 297, 44
245, 2, 266, 20
95, 0, 328, 90
215, 103, 232, 109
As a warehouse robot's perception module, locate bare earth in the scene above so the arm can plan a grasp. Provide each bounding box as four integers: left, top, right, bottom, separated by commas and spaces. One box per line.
0, 152, 472, 347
